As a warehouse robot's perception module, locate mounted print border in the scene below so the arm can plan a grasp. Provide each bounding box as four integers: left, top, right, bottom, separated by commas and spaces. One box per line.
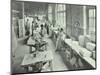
11, 0, 97, 75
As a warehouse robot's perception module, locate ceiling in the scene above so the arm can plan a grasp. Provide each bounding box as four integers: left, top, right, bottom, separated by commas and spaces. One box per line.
12, 1, 48, 16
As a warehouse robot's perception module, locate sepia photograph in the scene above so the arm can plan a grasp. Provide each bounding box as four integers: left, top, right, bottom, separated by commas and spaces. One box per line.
11, 0, 96, 75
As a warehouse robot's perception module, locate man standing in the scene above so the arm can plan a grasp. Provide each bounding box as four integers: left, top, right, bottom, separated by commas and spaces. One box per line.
25, 19, 30, 36
40, 24, 47, 37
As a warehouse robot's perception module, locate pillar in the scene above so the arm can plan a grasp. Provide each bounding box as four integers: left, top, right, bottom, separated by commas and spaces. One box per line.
52, 4, 56, 27
83, 6, 87, 35
22, 2, 25, 37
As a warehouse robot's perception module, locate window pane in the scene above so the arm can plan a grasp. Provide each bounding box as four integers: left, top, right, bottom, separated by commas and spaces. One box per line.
48, 4, 52, 13
89, 9, 96, 33
48, 14, 52, 23
88, 8, 96, 42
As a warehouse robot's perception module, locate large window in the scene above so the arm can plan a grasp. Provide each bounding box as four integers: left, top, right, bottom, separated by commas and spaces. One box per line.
48, 4, 53, 23
48, 4, 66, 32
88, 9, 96, 34
55, 4, 66, 31
87, 8, 96, 42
